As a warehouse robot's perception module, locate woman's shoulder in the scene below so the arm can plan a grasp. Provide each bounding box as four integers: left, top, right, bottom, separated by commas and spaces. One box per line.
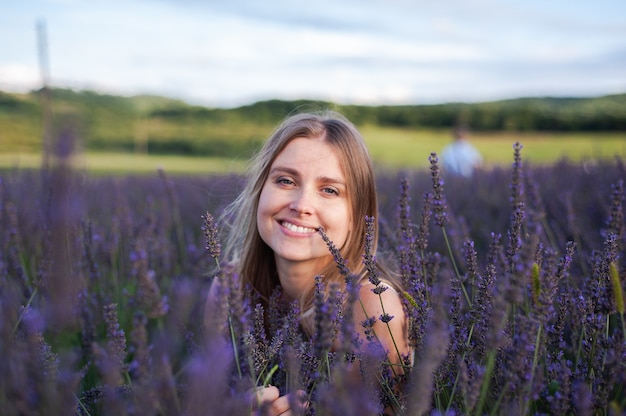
354, 278, 411, 366
358, 279, 404, 312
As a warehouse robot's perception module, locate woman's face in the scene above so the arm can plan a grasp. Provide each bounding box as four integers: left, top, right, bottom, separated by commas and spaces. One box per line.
257, 136, 351, 274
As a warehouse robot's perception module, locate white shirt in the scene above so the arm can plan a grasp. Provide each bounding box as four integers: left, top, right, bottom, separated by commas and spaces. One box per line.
441, 140, 482, 178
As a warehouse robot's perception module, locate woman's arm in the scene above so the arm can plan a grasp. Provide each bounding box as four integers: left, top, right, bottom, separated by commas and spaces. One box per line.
352, 282, 411, 369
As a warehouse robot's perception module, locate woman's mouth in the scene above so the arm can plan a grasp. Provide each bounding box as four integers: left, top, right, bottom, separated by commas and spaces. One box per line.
280, 221, 318, 235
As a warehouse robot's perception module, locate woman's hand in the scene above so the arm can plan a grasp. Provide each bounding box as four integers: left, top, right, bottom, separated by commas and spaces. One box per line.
249, 385, 308, 416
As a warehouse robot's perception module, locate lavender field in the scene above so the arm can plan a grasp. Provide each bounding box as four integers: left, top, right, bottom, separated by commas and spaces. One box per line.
1, 142, 624, 415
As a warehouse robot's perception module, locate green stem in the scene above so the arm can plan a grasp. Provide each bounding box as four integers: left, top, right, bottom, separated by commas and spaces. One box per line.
445, 323, 475, 413
475, 349, 496, 416
262, 364, 279, 387
446, 369, 462, 412
540, 217, 558, 251
228, 314, 242, 379
419, 248, 430, 306
442, 226, 472, 308
574, 326, 585, 374
522, 324, 543, 415
12, 287, 38, 337
74, 394, 92, 416
489, 381, 510, 416
377, 292, 404, 372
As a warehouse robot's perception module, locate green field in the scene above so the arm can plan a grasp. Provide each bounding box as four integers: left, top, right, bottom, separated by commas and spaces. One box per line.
359, 126, 626, 168
2, 89, 624, 174
0, 152, 248, 175
2, 127, 624, 175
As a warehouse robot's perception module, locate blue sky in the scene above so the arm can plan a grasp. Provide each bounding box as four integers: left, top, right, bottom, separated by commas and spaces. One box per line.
1, 0, 625, 107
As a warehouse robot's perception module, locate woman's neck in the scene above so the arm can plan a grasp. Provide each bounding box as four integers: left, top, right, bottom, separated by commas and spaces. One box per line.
275, 258, 327, 302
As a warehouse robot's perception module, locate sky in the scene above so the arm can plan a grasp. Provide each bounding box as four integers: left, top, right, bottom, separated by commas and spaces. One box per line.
1, 0, 625, 108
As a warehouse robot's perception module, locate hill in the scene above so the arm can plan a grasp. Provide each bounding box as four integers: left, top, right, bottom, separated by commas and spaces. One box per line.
1, 88, 625, 157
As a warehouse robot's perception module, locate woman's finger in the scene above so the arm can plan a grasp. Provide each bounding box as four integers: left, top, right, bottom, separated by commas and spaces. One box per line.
278, 390, 309, 415
249, 385, 280, 409
249, 387, 309, 416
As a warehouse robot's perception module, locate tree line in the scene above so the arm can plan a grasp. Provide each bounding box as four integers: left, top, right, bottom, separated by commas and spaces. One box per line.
2, 88, 625, 132
152, 94, 626, 131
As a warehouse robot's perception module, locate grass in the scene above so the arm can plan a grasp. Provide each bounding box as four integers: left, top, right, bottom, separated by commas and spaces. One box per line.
0, 152, 248, 175
1, 127, 625, 174
360, 126, 626, 169
472, 130, 626, 165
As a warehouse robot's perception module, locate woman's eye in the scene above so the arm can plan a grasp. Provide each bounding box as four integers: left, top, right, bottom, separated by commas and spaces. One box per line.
322, 187, 339, 196
277, 177, 294, 186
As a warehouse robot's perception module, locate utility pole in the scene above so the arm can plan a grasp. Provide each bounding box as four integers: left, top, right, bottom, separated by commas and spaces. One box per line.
37, 19, 53, 170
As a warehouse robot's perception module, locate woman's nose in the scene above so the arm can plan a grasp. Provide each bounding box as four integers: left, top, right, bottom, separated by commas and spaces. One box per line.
289, 189, 313, 215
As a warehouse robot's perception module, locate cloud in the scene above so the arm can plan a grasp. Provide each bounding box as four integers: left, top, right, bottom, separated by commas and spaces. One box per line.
0, 64, 40, 92
1, 0, 624, 106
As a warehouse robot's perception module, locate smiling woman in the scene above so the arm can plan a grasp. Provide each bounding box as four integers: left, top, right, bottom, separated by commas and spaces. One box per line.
256, 136, 352, 288
204, 111, 411, 414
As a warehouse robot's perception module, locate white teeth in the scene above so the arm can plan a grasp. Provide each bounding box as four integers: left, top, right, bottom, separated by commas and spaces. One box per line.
282, 221, 316, 234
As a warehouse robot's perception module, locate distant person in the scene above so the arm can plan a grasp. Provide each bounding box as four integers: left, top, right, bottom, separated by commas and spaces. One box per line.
441, 126, 482, 178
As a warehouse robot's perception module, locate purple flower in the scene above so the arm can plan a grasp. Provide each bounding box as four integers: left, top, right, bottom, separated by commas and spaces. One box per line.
201, 211, 222, 263
416, 192, 433, 252
379, 313, 394, 324
129, 311, 150, 382
363, 215, 382, 287
510, 142, 525, 208
361, 316, 377, 342
313, 275, 336, 362
602, 179, 624, 241
506, 202, 526, 275
429, 153, 448, 227
103, 303, 127, 367
318, 227, 350, 277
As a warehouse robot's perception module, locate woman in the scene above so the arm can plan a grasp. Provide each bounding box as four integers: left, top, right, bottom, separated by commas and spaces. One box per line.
205, 111, 410, 415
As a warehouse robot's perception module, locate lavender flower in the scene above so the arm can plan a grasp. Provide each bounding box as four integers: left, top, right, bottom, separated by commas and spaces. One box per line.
245, 303, 269, 376
82, 220, 101, 284
463, 240, 479, 296
429, 152, 448, 227
201, 211, 222, 265
318, 227, 350, 277
572, 381, 593, 415
137, 269, 170, 319
339, 272, 361, 359
103, 303, 127, 368
379, 313, 394, 324
129, 311, 150, 382
3, 143, 626, 416
131, 241, 169, 319
395, 179, 419, 299
602, 179, 624, 243
363, 215, 382, 288
361, 316, 377, 342
313, 275, 336, 362
506, 202, 526, 276
416, 192, 433, 252
407, 283, 450, 415
397, 177, 412, 243
510, 142, 525, 208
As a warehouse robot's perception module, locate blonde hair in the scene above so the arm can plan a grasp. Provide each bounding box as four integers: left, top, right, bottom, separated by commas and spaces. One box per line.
221, 110, 390, 335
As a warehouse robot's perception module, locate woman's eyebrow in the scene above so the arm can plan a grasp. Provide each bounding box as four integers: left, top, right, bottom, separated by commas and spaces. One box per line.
317, 176, 346, 187
269, 166, 299, 176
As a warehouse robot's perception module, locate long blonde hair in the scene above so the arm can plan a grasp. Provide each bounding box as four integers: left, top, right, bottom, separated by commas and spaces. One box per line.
221, 111, 389, 335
